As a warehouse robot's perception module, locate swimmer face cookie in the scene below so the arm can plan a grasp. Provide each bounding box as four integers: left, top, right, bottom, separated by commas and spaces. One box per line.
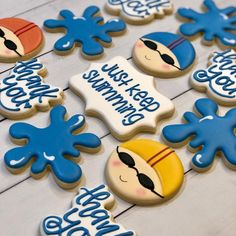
133, 32, 196, 78
44, 6, 126, 59
191, 49, 236, 106
162, 98, 236, 172
106, 0, 173, 24
4, 105, 101, 189
105, 139, 184, 205
0, 18, 44, 62
69, 56, 174, 141
0, 58, 63, 119
177, 0, 236, 47
40, 185, 137, 235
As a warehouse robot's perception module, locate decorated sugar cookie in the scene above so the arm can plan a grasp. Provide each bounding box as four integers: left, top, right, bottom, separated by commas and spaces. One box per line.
177, 0, 236, 47
69, 56, 174, 141
44, 6, 126, 58
0, 18, 44, 62
163, 98, 236, 172
0, 58, 63, 119
133, 32, 196, 77
191, 49, 236, 105
4, 105, 101, 189
40, 185, 137, 235
105, 0, 173, 25
106, 139, 184, 205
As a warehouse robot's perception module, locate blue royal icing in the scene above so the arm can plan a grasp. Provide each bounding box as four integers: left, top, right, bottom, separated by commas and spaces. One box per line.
4, 105, 101, 188
191, 49, 236, 104
177, 0, 236, 47
0, 58, 63, 118
40, 185, 136, 236
44, 6, 126, 57
106, 0, 172, 22
162, 98, 236, 171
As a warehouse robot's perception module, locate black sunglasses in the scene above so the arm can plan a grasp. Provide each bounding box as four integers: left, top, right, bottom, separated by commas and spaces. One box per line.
140, 38, 181, 71
0, 28, 22, 57
116, 146, 164, 198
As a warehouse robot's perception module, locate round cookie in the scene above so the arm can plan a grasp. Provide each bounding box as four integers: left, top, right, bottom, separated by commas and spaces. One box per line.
105, 139, 184, 205
0, 18, 44, 63
133, 32, 196, 78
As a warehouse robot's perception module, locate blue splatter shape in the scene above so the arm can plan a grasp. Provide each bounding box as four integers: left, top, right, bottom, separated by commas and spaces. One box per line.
4, 105, 101, 188
177, 0, 236, 46
44, 6, 126, 57
162, 98, 236, 170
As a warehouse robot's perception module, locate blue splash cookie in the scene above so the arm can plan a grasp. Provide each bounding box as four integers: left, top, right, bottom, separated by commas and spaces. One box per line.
163, 98, 236, 171
4, 105, 101, 189
177, 0, 236, 47
44, 5, 126, 58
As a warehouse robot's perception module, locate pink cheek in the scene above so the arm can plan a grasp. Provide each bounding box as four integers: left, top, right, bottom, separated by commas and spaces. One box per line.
112, 160, 123, 167
135, 41, 144, 48
162, 63, 172, 70
136, 188, 146, 196
4, 49, 13, 55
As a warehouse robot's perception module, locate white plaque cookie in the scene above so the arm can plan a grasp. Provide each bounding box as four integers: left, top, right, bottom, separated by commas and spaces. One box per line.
69, 56, 174, 140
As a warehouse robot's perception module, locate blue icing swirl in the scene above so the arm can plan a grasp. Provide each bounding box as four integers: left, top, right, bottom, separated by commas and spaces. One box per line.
81, 62, 160, 126
193, 50, 236, 99
42, 185, 135, 235
0, 58, 60, 113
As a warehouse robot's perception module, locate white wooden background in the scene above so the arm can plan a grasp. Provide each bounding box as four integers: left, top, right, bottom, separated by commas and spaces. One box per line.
1, 0, 236, 235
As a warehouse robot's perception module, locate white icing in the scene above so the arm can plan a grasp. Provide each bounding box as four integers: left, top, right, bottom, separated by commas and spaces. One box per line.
43, 152, 55, 161
69, 56, 174, 140
9, 157, 25, 165
0, 59, 63, 118
199, 115, 214, 122
195, 154, 203, 164
40, 185, 137, 235
191, 49, 236, 105
106, 0, 172, 22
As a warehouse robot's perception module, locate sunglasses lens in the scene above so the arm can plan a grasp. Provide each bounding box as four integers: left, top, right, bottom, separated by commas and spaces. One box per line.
142, 40, 157, 51
138, 173, 155, 191
161, 54, 175, 65
118, 152, 135, 167
0, 29, 5, 37
5, 39, 17, 50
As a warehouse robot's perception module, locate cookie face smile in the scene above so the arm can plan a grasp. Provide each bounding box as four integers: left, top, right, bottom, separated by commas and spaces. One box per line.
105, 139, 184, 206
0, 27, 24, 59
133, 38, 180, 76
132, 32, 196, 78
106, 147, 164, 205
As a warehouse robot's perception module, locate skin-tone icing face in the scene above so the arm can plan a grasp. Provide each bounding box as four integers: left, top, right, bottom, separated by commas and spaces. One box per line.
133, 38, 180, 76
106, 147, 163, 205
0, 27, 24, 58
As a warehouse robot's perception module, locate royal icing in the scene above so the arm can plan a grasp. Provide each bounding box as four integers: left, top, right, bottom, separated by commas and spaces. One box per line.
105, 139, 184, 205
0, 58, 63, 119
44, 6, 126, 58
133, 32, 196, 77
177, 0, 236, 47
4, 105, 101, 188
191, 49, 236, 105
106, 0, 173, 24
40, 185, 137, 235
0, 18, 44, 62
69, 56, 174, 140
162, 98, 236, 171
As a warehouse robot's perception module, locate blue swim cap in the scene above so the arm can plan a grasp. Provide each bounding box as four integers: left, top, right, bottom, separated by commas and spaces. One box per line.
142, 32, 196, 70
